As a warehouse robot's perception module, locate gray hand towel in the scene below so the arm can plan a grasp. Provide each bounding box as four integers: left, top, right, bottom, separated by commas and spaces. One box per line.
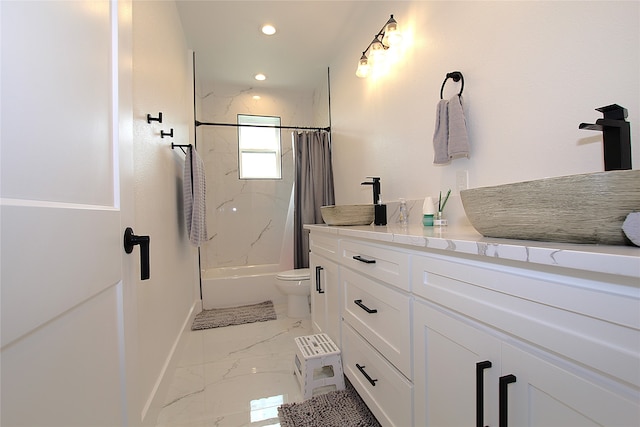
447, 94, 470, 159
433, 99, 450, 164
184, 148, 208, 246
622, 212, 640, 246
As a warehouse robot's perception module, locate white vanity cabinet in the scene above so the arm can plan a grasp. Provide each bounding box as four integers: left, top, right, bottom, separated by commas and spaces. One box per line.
305, 225, 640, 427
309, 232, 341, 344
412, 251, 640, 427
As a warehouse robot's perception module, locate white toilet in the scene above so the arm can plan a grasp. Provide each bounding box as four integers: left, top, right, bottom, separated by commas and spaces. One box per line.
275, 268, 311, 318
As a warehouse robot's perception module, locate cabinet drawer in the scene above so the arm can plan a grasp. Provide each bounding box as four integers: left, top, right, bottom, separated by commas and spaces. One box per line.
412, 253, 640, 388
340, 239, 410, 291
342, 267, 411, 377
309, 231, 339, 261
343, 324, 413, 427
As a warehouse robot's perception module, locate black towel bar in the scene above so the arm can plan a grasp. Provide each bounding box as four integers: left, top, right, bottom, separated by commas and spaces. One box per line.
171, 143, 192, 155
440, 71, 464, 99
171, 143, 194, 197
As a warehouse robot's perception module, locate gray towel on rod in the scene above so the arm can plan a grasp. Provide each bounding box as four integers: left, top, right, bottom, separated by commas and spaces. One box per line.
184, 147, 208, 246
433, 99, 450, 164
447, 94, 470, 159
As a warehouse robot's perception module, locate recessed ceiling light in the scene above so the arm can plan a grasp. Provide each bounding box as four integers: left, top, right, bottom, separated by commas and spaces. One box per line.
253, 95, 261, 100
254, 73, 266, 81
261, 24, 276, 35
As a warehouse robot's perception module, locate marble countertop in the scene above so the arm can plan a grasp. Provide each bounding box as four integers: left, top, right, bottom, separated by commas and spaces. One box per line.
304, 223, 640, 279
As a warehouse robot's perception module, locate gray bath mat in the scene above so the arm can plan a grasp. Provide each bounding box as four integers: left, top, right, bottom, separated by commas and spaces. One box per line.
191, 300, 277, 330
278, 379, 381, 427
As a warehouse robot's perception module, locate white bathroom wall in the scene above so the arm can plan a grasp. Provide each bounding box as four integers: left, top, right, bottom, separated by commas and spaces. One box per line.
132, 1, 200, 424
196, 82, 314, 270
328, 1, 639, 226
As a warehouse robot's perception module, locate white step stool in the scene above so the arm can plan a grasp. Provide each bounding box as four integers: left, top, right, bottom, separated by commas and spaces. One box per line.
294, 333, 345, 399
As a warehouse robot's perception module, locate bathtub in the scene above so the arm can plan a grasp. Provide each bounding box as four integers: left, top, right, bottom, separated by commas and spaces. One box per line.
201, 264, 286, 309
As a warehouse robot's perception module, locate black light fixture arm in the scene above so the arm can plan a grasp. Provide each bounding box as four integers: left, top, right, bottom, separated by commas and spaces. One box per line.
361, 14, 396, 55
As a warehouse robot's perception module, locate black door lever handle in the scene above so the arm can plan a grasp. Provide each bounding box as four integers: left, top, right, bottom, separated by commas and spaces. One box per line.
124, 227, 150, 280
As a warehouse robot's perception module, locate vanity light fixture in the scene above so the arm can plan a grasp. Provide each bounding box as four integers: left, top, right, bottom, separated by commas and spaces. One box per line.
356, 14, 403, 78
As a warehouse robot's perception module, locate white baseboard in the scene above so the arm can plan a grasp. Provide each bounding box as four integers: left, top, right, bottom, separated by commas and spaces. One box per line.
140, 299, 201, 426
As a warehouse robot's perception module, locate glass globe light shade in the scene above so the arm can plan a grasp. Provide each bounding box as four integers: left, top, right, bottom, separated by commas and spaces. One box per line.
383, 16, 402, 47
356, 54, 370, 78
385, 29, 403, 47
368, 38, 386, 66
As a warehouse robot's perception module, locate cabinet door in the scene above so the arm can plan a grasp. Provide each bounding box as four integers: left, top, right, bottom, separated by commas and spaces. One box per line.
414, 300, 501, 427
309, 253, 340, 344
501, 343, 640, 427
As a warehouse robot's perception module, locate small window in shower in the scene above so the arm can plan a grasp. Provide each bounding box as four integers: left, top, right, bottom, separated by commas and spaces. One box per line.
238, 114, 282, 179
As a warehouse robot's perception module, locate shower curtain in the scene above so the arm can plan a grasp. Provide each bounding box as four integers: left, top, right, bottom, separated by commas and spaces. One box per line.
293, 130, 335, 269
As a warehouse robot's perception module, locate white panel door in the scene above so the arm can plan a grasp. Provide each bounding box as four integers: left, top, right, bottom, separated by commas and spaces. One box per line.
1, 1, 136, 426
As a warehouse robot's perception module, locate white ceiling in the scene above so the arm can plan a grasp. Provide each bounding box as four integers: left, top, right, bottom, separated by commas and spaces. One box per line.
175, 1, 369, 91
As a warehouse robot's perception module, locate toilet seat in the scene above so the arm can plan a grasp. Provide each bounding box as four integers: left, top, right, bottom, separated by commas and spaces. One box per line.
277, 268, 310, 281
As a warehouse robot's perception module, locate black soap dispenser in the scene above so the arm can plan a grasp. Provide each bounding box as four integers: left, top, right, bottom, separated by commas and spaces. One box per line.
374, 198, 387, 226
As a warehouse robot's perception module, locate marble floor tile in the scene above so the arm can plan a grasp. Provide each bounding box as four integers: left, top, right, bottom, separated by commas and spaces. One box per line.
156, 304, 312, 427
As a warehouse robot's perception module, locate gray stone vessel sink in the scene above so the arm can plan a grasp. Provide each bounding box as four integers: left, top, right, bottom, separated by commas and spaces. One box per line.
320, 204, 375, 226
460, 169, 640, 245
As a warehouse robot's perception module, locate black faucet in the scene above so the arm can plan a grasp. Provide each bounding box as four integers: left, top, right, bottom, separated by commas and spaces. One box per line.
361, 177, 381, 204
579, 104, 632, 171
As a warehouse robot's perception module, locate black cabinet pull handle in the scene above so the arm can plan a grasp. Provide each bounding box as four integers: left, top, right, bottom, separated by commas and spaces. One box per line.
315, 266, 324, 294
356, 364, 378, 386
476, 361, 492, 427
124, 227, 150, 280
354, 299, 378, 314
353, 255, 376, 264
499, 374, 517, 427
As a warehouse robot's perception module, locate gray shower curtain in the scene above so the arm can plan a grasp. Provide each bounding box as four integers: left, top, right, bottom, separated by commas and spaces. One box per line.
293, 130, 335, 269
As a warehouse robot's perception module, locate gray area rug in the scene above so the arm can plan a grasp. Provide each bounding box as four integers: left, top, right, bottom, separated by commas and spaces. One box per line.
278, 379, 381, 427
191, 300, 276, 330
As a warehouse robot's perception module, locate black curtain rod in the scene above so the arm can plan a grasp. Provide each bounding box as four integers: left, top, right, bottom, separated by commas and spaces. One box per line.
195, 120, 330, 132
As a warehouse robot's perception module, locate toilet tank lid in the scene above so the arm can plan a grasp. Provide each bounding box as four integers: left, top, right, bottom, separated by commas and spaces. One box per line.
277, 268, 310, 280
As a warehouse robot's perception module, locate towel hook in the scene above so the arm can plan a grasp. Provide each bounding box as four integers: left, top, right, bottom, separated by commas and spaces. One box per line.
147, 112, 163, 124
440, 71, 464, 99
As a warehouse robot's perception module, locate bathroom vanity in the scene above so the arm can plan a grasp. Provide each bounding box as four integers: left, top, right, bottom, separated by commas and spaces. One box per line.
305, 223, 640, 427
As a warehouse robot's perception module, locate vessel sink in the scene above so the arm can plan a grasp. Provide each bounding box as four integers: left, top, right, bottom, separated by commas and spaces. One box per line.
320, 204, 375, 226
460, 169, 640, 245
